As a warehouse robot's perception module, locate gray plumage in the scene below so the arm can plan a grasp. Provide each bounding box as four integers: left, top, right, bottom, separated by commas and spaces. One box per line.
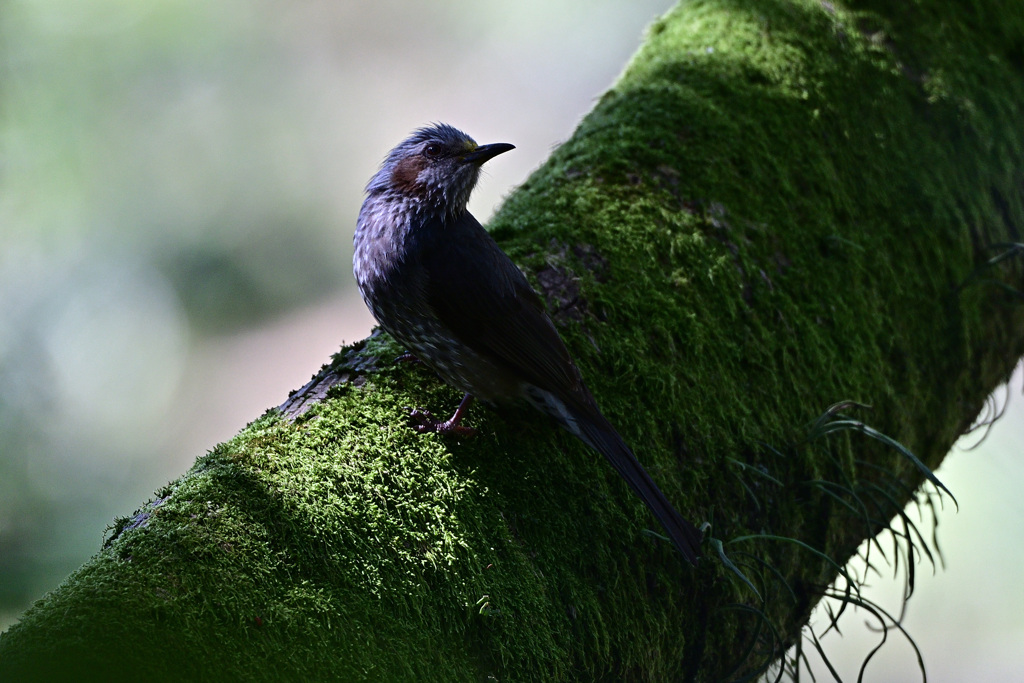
352, 124, 701, 564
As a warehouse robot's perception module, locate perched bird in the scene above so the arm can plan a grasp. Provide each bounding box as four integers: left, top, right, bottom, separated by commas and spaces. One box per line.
353, 123, 702, 564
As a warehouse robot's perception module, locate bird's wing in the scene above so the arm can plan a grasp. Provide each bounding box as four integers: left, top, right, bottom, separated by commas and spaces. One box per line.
419, 212, 587, 402
419, 214, 702, 563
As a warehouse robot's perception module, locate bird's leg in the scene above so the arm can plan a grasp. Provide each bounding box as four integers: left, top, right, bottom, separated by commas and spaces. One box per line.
409, 393, 477, 437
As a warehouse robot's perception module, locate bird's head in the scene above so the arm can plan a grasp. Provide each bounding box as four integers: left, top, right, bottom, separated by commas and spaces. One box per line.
367, 123, 514, 216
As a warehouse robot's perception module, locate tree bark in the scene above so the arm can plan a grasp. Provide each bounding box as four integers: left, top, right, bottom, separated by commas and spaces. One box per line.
2, 0, 1023, 680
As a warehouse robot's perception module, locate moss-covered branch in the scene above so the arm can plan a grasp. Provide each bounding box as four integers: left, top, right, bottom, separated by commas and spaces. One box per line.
3, 0, 1023, 680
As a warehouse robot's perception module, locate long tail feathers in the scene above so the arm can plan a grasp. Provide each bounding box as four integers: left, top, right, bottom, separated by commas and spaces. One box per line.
575, 415, 702, 565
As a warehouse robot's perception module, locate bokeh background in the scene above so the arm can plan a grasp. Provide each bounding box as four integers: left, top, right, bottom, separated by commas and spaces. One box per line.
1, 1, 1021, 680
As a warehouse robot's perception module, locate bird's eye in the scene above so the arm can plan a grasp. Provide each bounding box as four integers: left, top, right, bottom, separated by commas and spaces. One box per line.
423, 143, 442, 158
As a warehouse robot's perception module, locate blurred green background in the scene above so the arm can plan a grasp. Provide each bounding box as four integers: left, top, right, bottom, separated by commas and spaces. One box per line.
1, 1, 1021, 680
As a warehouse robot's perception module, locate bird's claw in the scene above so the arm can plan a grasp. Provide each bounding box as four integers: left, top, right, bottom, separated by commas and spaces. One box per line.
408, 408, 477, 437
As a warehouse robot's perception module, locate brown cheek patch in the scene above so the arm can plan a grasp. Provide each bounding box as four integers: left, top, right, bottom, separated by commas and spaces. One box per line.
391, 156, 427, 195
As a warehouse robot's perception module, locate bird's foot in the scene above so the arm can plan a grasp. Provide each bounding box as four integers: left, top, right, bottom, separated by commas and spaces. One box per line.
408, 408, 477, 437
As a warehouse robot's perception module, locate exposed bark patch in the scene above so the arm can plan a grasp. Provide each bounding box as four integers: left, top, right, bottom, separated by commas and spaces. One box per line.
103, 495, 170, 549
530, 240, 609, 326
278, 332, 384, 419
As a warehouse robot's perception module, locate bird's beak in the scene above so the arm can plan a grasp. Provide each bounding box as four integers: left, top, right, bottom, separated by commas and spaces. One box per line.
464, 142, 515, 165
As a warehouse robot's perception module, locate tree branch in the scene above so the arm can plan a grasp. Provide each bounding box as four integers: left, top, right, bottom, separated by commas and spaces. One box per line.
2, 0, 1023, 680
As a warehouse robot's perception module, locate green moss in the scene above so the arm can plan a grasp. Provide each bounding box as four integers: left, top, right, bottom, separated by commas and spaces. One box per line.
3, 0, 1023, 680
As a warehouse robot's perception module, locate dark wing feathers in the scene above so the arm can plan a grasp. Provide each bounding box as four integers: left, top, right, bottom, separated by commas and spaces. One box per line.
418, 212, 702, 563
419, 212, 585, 401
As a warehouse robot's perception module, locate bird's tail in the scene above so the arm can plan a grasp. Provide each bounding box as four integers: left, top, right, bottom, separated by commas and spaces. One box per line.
574, 413, 702, 565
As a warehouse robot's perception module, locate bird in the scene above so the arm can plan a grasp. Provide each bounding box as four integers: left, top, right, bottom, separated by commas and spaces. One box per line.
352, 123, 702, 564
